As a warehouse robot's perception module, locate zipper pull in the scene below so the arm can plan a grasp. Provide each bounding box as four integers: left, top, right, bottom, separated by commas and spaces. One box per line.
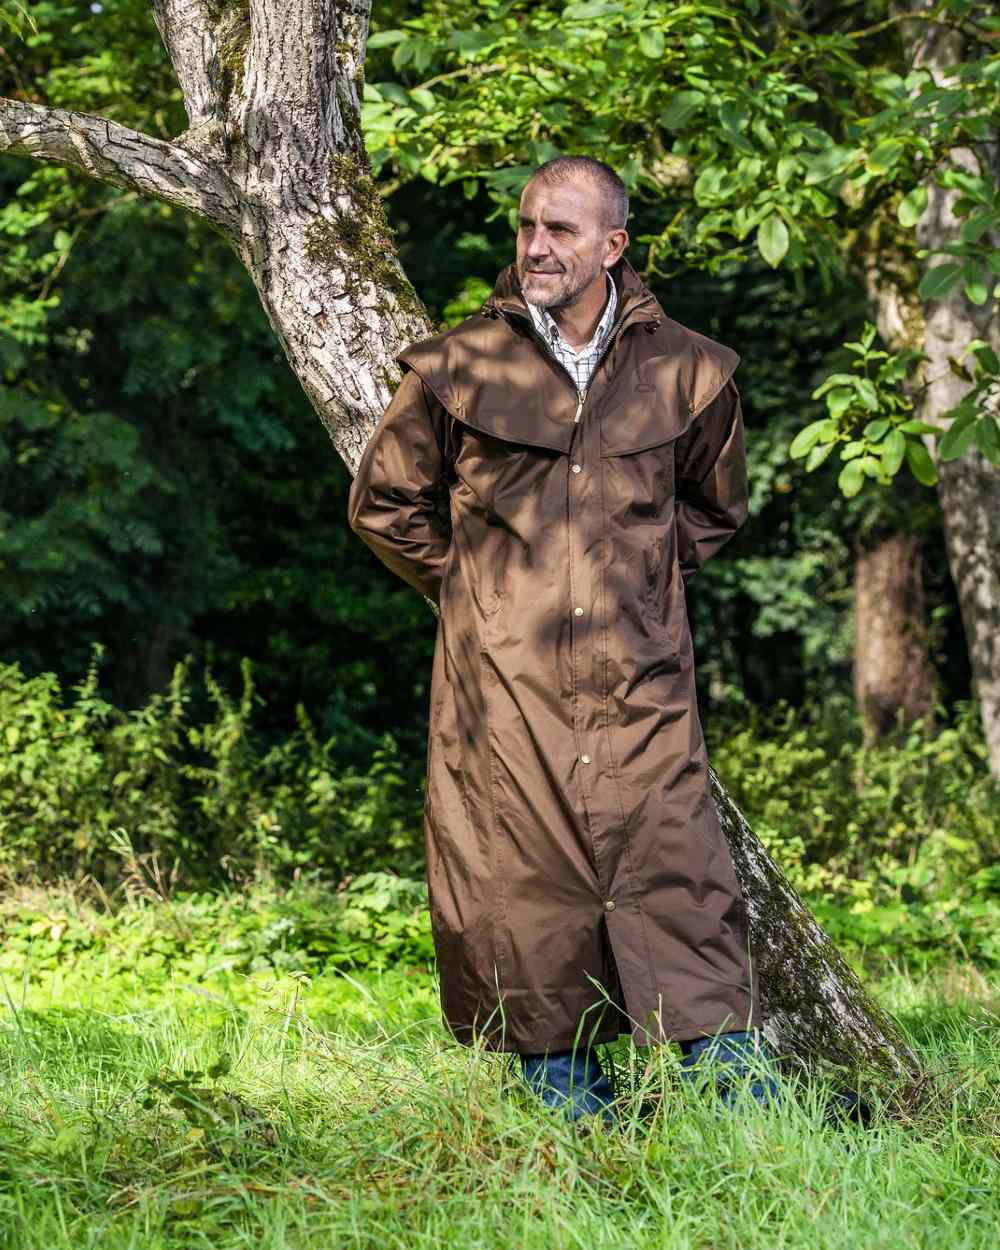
574, 389, 585, 423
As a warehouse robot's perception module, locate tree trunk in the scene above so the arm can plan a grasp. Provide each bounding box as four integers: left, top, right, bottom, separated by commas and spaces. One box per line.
715, 773, 920, 1093
853, 211, 936, 745
854, 532, 934, 744
0, 0, 922, 1097
903, 2, 1000, 780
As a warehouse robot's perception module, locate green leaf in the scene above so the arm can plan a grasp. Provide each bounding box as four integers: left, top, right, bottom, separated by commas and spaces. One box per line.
938, 417, 978, 461
693, 164, 732, 203
881, 429, 906, 476
864, 418, 889, 442
960, 210, 994, 244
638, 27, 665, 58
660, 90, 705, 131
366, 30, 407, 48
812, 372, 858, 397
376, 82, 411, 106
970, 342, 1000, 374
963, 263, 988, 306
409, 88, 436, 112
776, 156, 797, 187
918, 263, 962, 301
563, 1, 622, 18
897, 185, 928, 227
805, 440, 837, 471
803, 145, 857, 186
391, 41, 414, 71
974, 416, 1000, 465
757, 214, 789, 268
855, 378, 879, 411
841, 441, 865, 460
867, 138, 904, 175
752, 118, 776, 150
838, 460, 864, 497
906, 440, 938, 486
826, 387, 854, 419
788, 420, 829, 459
898, 420, 938, 435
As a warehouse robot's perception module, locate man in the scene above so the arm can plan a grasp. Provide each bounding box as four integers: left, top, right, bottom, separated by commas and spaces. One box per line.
348, 156, 775, 1121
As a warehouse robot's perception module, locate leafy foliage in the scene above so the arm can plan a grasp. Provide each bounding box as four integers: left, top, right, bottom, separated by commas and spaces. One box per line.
788, 322, 935, 493
0, 874, 435, 984
710, 697, 1000, 969
0, 650, 425, 883
363, 1, 1000, 496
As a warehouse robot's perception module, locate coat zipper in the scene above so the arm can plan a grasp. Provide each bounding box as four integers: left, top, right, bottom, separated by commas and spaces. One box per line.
496, 296, 657, 428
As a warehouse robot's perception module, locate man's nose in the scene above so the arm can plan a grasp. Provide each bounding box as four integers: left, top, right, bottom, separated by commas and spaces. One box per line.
525, 229, 550, 258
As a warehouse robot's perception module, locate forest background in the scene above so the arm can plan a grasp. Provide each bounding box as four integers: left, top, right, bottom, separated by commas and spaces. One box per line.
2, 0, 998, 970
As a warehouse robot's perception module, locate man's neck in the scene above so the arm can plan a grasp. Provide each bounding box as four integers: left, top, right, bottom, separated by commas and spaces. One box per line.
546, 271, 612, 350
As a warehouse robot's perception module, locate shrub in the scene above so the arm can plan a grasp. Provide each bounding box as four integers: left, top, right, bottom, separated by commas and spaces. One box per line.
709, 697, 1000, 968
0, 649, 424, 884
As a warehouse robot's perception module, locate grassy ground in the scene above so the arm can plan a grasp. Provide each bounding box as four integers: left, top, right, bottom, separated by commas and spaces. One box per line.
2, 895, 1000, 1248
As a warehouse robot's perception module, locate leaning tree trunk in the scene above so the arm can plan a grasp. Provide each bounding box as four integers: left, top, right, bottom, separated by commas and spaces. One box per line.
903, 2, 1000, 780
0, 0, 922, 1096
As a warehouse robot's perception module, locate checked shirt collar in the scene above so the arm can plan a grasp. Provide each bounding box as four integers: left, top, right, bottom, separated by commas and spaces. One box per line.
525, 271, 618, 393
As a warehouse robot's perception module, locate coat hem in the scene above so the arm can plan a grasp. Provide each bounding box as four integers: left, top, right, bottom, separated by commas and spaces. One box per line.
444, 1008, 763, 1055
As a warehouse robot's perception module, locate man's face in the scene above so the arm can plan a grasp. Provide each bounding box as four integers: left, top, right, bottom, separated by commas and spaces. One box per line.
515, 176, 624, 310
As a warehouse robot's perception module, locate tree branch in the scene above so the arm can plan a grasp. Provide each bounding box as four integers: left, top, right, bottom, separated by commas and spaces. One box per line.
0, 99, 239, 230
151, 0, 220, 130
234, 0, 372, 172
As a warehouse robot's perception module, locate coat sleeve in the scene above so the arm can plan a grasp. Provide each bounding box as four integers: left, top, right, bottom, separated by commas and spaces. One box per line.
672, 378, 748, 582
347, 368, 453, 606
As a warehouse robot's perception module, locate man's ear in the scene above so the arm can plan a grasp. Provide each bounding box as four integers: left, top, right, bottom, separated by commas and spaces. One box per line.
605, 228, 629, 267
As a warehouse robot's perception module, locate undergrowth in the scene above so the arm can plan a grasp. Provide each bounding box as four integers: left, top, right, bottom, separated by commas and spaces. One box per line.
1, 899, 999, 1250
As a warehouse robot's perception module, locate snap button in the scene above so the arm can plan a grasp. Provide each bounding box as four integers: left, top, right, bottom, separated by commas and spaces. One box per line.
573, 606, 584, 617
580, 754, 591, 764
604, 900, 616, 912
571, 463, 582, 474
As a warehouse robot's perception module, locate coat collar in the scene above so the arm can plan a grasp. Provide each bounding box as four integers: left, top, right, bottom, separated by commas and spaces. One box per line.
483, 255, 661, 336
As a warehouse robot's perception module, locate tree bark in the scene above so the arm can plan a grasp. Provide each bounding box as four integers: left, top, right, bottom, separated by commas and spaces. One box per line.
0, 0, 923, 1097
853, 532, 934, 743
852, 208, 936, 745
903, 2, 1000, 780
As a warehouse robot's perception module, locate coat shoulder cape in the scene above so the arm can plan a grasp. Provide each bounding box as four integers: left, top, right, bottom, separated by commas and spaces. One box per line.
395, 302, 741, 455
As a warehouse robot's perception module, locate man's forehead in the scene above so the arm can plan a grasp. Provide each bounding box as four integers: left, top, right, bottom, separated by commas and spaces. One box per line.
518, 177, 601, 222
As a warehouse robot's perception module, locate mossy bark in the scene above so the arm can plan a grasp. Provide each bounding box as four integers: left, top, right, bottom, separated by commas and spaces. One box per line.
715, 771, 924, 1100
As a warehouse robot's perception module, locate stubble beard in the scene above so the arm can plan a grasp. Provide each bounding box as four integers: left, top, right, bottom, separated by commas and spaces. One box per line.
518, 258, 603, 311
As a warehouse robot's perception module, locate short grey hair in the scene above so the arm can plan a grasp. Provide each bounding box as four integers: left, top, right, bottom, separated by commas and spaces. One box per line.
530, 155, 629, 230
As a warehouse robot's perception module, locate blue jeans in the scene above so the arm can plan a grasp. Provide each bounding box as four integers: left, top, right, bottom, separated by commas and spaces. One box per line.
519, 1046, 617, 1122
679, 1029, 780, 1109
520, 1029, 779, 1121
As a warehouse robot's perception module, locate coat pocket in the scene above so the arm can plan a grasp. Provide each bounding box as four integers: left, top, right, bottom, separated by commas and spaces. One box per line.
641, 535, 685, 662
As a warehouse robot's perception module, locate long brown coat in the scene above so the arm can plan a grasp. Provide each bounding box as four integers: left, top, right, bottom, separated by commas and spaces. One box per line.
348, 257, 758, 1053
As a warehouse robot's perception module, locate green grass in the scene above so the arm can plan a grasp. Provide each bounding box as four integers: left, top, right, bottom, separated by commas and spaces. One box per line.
2, 895, 1000, 1249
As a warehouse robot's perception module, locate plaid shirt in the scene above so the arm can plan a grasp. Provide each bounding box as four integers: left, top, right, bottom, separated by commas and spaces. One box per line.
525, 272, 618, 396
